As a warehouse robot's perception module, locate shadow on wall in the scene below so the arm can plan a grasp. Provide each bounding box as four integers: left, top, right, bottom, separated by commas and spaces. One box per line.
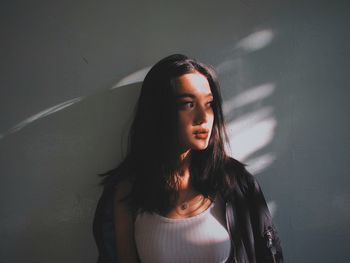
0, 82, 141, 262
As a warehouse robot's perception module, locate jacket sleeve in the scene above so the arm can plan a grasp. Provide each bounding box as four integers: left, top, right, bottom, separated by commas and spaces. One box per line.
245, 172, 284, 263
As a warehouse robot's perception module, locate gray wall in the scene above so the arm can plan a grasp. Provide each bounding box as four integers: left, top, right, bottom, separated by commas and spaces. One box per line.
1, 0, 349, 262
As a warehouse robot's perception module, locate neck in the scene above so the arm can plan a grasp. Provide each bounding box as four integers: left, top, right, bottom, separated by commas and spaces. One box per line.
179, 149, 190, 161
176, 150, 191, 189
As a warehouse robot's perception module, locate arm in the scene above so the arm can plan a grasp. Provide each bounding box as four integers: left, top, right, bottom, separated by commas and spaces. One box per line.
246, 173, 284, 263
113, 181, 140, 263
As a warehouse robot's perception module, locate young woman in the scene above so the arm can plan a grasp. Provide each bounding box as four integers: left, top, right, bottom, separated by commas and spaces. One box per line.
93, 54, 283, 263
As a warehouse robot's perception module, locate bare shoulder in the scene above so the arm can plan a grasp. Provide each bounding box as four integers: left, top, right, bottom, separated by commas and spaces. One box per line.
113, 178, 135, 226
114, 179, 134, 202
113, 179, 136, 224
113, 179, 139, 262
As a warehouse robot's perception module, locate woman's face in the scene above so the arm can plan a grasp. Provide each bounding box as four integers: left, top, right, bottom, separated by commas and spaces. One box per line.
172, 72, 214, 157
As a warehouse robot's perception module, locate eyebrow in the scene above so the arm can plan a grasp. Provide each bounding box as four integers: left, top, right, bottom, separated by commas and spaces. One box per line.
175, 93, 213, 99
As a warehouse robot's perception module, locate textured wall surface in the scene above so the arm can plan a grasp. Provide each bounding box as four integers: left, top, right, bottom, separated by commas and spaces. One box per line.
1, 0, 349, 262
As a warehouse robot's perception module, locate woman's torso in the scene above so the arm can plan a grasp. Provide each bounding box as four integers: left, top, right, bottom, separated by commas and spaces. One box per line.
134, 194, 231, 263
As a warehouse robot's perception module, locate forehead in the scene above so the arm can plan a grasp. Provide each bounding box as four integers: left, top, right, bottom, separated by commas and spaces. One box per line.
172, 72, 212, 97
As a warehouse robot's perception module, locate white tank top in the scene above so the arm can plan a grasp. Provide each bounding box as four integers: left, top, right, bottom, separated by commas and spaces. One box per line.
134, 195, 231, 263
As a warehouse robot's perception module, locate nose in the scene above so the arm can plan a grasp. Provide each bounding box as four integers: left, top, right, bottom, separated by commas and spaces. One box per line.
194, 105, 209, 125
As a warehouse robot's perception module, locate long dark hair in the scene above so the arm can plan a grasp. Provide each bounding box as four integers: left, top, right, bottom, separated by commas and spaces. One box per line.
100, 54, 246, 214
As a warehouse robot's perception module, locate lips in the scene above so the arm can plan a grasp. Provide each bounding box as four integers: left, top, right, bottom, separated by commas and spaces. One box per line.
193, 128, 209, 135
193, 128, 209, 139
194, 133, 208, 139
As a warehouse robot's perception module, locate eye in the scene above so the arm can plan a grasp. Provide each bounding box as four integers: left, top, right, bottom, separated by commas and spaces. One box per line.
207, 100, 214, 107
179, 101, 194, 109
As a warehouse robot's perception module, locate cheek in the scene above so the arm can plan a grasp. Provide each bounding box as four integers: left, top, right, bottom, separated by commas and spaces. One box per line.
207, 112, 214, 127
178, 114, 192, 133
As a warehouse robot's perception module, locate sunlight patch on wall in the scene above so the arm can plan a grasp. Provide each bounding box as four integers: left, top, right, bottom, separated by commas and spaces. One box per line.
267, 201, 277, 218
111, 66, 151, 89
0, 97, 84, 140
223, 83, 275, 114
227, 115, 276, 161
226, 106, 274, 134
225, 83, 277, 170
235, 29, 274, 52
246, 153, 276, 175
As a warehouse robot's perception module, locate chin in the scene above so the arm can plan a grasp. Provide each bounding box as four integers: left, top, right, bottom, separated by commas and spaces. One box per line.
191, 142, 209, 151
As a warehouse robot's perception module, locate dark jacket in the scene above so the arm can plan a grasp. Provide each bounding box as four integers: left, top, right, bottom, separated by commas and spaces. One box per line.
223, 171, 283, 262
93, 168, 283, 263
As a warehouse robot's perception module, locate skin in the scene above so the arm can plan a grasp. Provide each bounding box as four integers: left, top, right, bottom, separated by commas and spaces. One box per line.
114, 180, 140, 262
173, 71, 214, 160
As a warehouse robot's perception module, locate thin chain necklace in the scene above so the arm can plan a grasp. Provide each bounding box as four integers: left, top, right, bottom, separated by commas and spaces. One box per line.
180, 201, 189, 210
174, 194, 211, 219
175, 197, 211, 218
179, 193, 204, 210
